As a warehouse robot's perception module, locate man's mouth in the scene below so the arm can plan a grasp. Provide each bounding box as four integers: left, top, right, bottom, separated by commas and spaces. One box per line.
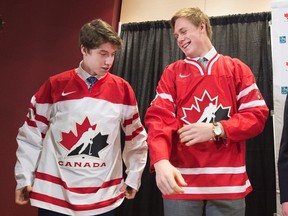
101, 67, 109, 70
182, 42, 191, 50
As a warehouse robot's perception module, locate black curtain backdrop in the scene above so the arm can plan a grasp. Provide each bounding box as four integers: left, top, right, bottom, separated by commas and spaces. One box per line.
112, 12, 275, 216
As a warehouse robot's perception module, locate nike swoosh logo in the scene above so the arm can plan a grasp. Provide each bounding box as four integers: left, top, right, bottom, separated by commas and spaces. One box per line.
179, 74, 191, 78
62, 91, 77, 96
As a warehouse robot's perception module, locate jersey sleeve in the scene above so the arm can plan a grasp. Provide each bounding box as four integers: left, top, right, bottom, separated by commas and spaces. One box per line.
144, 66, 180, 169
15, 79, 53, 190
120, 82, 148, 190
220, 59, 269, 143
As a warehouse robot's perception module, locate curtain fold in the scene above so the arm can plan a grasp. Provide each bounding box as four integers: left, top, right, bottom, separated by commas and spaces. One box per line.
112, 12, 275, 216
210, 12, 271, 25
114, 20, 184, 122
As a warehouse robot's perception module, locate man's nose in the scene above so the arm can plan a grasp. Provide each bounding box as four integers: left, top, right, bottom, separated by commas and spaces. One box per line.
105, 56, 114, 65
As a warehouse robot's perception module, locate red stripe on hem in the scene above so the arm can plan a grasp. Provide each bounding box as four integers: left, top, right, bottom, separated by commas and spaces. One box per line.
30, 192, 125, 211
35, 172, 123, 194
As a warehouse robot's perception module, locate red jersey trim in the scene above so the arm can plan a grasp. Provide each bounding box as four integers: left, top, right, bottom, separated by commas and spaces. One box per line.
30, 192, 125, 211
35, 172, 123, 194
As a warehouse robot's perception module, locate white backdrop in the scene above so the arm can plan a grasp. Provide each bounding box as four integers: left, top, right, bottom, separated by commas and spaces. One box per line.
271, 0, 288, 214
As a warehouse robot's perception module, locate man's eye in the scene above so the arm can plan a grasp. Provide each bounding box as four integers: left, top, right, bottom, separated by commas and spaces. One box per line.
99, 52, 107, 56
180, 30, 187, 35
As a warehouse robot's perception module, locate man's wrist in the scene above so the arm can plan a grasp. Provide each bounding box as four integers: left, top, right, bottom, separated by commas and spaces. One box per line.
212, 122, 226, 140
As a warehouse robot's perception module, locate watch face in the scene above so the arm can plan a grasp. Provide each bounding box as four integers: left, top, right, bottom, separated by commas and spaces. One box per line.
214, 126, 222, 136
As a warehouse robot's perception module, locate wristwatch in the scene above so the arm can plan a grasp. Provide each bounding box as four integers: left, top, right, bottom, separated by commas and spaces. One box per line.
212, 122, 222, 141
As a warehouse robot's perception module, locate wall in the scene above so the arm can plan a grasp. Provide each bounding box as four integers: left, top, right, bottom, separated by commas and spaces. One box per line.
120, 0, 272, 23
0, 0, 121, 215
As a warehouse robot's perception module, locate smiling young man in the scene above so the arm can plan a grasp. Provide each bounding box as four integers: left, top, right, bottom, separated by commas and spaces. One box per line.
15, 19, 148, 216
144, 7, 269, 216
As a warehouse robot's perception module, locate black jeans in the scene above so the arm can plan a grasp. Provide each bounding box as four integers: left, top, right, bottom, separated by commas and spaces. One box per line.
38, 208, 116, 216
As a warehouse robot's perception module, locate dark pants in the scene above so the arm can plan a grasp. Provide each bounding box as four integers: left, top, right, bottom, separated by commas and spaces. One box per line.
163, 199, 245, 216
38, 208, 116, 216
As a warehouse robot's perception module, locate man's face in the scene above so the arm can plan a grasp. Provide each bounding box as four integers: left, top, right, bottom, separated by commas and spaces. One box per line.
81, 42, 117, 76
173, 17, 203, 58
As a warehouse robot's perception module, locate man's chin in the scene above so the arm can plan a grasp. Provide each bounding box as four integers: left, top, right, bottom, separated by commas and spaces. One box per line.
183, 50, 195, 58
182, 49, 191, 57
98, 71, 108, 76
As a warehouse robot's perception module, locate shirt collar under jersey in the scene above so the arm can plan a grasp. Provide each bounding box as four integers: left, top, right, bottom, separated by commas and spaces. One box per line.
190, 46, 217, 62
75, 61, 106, 81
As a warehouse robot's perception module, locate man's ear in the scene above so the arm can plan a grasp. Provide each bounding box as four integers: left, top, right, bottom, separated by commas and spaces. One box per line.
81, 45, 88, 55
200, 22, 205, 31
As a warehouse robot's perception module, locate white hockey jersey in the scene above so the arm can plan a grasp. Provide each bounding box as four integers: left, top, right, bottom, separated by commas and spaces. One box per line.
15, 69, 148, 215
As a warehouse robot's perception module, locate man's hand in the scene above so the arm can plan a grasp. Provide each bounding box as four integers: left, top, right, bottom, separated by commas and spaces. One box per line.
154, 160, 187, 195
120, 184, 137, 199
178, 123, 214, 146
15, 185, 33, 205
282, 202, 288, 216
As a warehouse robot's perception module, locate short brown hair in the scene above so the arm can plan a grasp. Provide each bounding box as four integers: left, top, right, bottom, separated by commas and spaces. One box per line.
79, 19, 122, 51
171, 7, 212, 40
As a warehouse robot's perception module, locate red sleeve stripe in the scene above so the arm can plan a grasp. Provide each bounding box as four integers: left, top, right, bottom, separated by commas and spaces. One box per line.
125, 126, 144, 141
123, 113, 139, 127
29, 102, 36, 113
25, 113, 49, 127
35, 113, 49, 125
25, 117, 37, 127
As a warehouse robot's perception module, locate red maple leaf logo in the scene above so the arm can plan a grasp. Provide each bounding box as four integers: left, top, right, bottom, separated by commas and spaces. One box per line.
60, 117, 96, 151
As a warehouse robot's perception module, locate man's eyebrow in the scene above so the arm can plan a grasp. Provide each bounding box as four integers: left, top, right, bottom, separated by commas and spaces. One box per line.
174, 27, 184, 36
98, 49, 116, 55
179, 27, 187, 32
98, 49, 108, 53
174, 27, 185, 34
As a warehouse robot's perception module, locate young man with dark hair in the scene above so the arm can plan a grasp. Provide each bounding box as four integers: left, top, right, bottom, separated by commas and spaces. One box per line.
15, 19, 148, 216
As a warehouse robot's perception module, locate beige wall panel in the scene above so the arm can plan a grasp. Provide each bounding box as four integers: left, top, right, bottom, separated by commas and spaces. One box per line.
120, 0, 272, 23
206, 0, 272, 16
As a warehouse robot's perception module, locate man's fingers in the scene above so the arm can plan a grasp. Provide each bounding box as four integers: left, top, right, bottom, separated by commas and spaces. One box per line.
119, 184, 127, 192
125, 188, 137, 199
26, 185, 33, 192
15, 186, 32, 205
175, 172, 188, 186
172, 172, 186, 193
172, 185, 184, 194
154, 160, 187, 195
162, 176, 186, 195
